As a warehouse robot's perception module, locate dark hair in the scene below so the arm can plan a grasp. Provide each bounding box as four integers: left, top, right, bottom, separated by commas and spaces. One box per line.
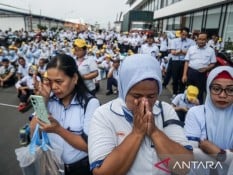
46, 54, 92, 107
2, 58, 9, 62
198, 32, 208, 38
180, 27, 190, 34
18, 56, 25, 61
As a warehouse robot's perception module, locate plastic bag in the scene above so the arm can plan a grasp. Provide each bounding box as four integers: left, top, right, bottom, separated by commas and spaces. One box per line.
15, 124, 64, 175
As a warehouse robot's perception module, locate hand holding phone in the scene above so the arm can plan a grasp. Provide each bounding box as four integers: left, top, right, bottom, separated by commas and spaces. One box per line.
30, 95, 51, 124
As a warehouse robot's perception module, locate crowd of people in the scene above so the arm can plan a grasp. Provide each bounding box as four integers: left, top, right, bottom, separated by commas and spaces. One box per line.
0, 27, 232, 175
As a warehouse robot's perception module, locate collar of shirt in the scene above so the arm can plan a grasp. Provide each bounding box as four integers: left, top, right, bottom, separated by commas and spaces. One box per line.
50, 93, 80, 108
109, 98, 162, 124
196, 44, 207, 50
180, 38, 187, 42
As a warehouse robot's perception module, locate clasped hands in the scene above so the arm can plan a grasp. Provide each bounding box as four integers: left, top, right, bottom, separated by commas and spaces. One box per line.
132, 98, 158, 138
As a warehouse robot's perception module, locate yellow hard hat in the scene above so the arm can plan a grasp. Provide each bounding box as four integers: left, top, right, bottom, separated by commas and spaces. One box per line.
127, 49, 134, 55
175, 30, 181, 37
73, 39, 87, 48
186, 85, 199, 101
105, 54, 112, 59
9, 45, 17, 50
43, 71, 48, 78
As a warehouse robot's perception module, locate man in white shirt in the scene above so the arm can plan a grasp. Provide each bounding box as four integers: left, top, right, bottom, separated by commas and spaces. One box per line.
105, 58, 120, 95
182, 32, 216, 104
140, 34, 159, 59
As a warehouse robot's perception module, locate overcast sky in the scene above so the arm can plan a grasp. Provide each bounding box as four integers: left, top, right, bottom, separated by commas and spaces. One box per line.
0, 0, 129, 28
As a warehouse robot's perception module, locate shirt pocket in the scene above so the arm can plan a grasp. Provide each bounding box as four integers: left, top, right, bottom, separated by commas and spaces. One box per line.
67, 116, 84, 135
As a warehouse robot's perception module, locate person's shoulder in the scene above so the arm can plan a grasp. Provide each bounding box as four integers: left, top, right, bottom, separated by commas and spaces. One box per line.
158, 100, 174, 112
173, 38, 180, 42
9, 64, 15, 71
86, 96, 100, 106
189, 44, 197, 49
186, 105, 205, 121
205, 45, 215, 52
94, 98, 123, 117
174, 93, 184, 99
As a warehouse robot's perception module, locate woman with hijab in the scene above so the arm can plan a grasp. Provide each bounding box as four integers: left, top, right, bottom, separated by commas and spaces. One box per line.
184, 66, 233, 175
88, 54, 193, 175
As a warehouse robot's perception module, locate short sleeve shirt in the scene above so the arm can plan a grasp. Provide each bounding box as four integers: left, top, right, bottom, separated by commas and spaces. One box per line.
171, 38, 195, 61
77, 55, 98, 91
88, 98, 191, 175
184, 45, 216, 70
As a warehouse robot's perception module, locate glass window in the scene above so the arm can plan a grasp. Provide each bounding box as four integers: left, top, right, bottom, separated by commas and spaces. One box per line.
154, 0, 158, 10
182, 14, 191, 28
149, 0, 153, 11
151, 0, 155, 11
193, 11, 203, 32
166, 17, 173, 30
167, 0, 173, 6
206, 7, 221, 29
174, 16, 181, 29
160, 0, 165, 9
223, 4, 233, 50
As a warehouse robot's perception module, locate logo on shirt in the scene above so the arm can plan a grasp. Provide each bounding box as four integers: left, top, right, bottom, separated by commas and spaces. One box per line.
116, 131, 125, 137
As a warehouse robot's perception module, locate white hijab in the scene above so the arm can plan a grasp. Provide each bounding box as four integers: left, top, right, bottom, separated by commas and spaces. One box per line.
205, 66, 233, 149
118, 54, 162, 102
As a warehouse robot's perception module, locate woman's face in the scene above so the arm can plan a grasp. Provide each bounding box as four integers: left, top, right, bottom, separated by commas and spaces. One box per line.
125, 79, 158, 112
210, 78, 233, 109
74, 47, 86, 58
47, 68, 78, 100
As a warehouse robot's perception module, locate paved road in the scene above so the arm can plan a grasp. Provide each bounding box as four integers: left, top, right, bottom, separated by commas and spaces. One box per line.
0, 79, 172, 175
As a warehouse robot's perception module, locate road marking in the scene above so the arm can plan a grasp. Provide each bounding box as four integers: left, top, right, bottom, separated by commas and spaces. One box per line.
0, 103, 18, 108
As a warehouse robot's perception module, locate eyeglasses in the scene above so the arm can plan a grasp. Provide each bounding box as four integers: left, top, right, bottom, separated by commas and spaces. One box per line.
210, 84, 233, 96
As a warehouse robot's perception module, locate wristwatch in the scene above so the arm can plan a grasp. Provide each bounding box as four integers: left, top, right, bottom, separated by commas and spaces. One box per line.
216, 149, 226, 162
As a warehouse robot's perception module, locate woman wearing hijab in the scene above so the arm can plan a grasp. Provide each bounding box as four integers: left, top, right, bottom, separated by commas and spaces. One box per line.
88, 54, 193, 175
184, 66, 233, 175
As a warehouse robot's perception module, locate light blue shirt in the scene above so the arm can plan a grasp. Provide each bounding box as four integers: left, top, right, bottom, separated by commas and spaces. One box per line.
172, 93, 197, 109
171, 38, 195, 61
47, 94, 100, 164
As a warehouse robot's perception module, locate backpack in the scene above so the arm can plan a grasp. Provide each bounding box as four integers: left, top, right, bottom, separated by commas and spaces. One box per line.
81, 95, 99, 143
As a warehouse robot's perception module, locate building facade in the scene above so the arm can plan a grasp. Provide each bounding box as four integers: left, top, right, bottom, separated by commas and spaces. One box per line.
127, 0, 233, 49
0, 8, 66, 31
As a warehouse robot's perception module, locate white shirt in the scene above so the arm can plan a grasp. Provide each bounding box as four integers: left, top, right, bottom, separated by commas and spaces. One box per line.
160, 38, 169, 52
140, 43, 159, 58
172, 93, 197, 109
76, 55, 98, 91
0, 64, 15, 76
88, 98, 191, 175
184, 45, 216, 70
15, 75, 40, 89
17, 63, 31, 78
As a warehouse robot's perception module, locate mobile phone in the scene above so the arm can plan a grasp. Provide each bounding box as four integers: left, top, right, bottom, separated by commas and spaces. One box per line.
30, 95, 50, 124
